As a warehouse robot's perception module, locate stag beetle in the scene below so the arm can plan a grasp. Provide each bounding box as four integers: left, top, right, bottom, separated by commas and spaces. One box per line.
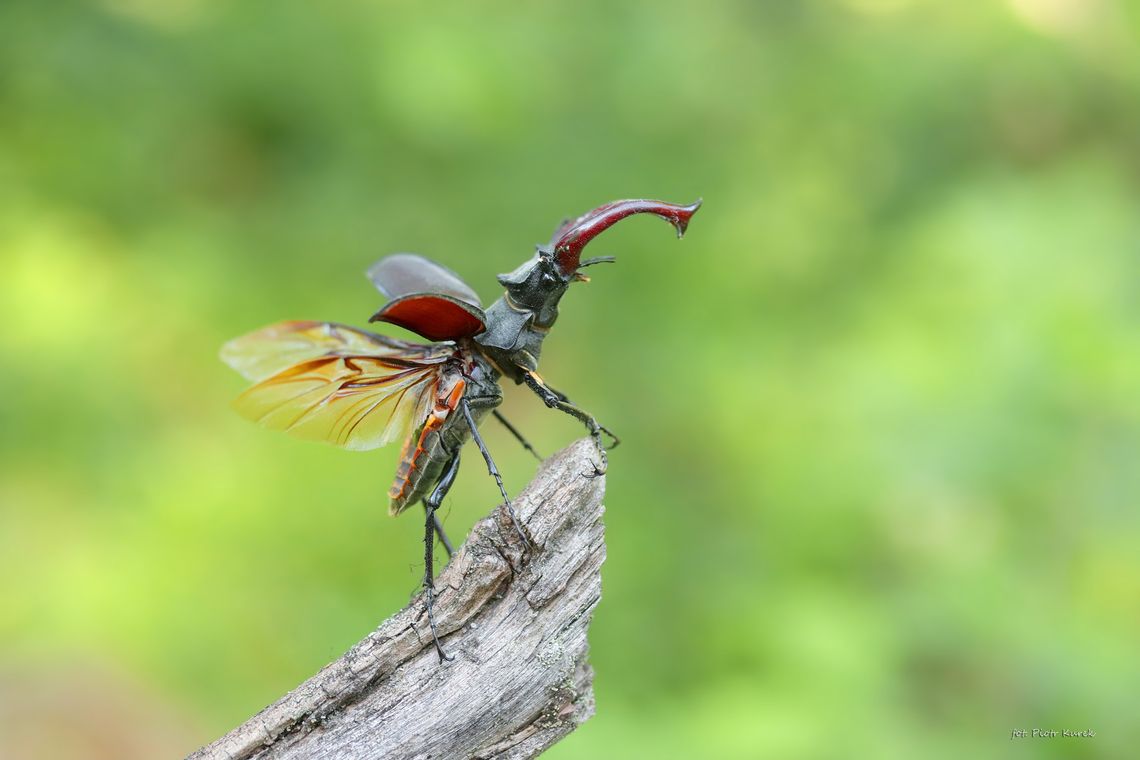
222, 198, 701, 659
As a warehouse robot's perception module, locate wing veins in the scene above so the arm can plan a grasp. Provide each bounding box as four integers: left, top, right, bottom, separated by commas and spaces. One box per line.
340, 376, 425, 445
225, 319, 457, 451
294, 370, 417, 437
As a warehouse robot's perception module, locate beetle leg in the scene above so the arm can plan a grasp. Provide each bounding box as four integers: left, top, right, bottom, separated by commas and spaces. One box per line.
521, 370, 613, 473
543, 383, 573, 404
461, 400, 530, 547
596, 422, 621, 450
528, 375, 619, 451
424, 505, 455, 557
422, 452, 461, 662
492, 409, 543, 461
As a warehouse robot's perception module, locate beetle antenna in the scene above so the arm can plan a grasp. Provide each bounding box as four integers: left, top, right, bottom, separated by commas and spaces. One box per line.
578, 255, 616, 268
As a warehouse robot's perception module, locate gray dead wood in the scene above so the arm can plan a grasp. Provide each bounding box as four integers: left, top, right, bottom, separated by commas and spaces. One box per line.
190, 439, 607, 760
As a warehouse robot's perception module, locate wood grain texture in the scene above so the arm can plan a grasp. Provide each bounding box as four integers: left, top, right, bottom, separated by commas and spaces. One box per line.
189, 438, 607, 760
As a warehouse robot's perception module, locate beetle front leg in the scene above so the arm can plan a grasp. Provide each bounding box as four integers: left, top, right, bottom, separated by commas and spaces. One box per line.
543, 383, 572, 404
521, 370, 614, 474
538, 380, 621, 450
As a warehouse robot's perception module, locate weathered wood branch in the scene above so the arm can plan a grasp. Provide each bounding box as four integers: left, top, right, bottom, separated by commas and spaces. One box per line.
190, 439, 607, 760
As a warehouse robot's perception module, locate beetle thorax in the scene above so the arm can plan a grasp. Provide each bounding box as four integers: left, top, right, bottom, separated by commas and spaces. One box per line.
473, 249, 576, 377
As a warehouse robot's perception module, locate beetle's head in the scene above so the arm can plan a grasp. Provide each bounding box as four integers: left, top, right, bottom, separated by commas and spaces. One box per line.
495, 247, 570, 326
496, 198, 701, 326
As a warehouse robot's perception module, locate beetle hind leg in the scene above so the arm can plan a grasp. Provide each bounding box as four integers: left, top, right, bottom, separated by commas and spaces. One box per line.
424, 505, 455, 557
422, 452, 461, 662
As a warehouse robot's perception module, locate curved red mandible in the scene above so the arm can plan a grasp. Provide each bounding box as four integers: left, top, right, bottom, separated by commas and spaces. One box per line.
551, 198, 702, 276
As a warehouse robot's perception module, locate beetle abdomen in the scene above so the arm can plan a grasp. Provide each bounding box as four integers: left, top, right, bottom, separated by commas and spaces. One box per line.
388, 378, 466, 515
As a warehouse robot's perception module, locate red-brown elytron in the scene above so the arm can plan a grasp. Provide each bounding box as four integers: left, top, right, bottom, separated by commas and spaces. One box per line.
222, 198, 701, 659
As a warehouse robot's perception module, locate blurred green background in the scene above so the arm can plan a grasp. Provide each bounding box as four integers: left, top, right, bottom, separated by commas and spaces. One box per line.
1, 0, 1138, 758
